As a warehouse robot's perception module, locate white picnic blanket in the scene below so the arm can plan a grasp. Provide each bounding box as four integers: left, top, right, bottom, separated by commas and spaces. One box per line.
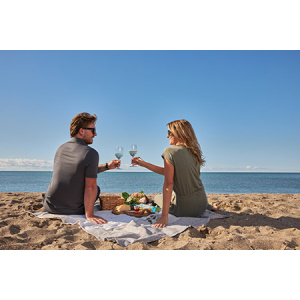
31, 208, 226, 247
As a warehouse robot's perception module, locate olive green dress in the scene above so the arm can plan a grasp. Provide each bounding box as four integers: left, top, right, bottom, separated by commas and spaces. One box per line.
154, 145, 210, 217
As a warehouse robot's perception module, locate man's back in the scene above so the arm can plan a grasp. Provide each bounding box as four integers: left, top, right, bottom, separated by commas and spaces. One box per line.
43, 137, 99, 214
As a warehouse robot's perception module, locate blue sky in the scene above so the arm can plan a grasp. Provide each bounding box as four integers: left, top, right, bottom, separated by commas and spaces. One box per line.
0, 50, 299, 172
1, 2, 298, 291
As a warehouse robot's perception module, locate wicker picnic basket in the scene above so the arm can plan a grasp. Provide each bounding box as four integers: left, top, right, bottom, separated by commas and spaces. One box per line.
100, 195, 124, 210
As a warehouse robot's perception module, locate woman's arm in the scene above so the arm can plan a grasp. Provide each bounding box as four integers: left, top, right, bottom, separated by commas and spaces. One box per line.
131, 157, 164, 175
154, 158, 174, 228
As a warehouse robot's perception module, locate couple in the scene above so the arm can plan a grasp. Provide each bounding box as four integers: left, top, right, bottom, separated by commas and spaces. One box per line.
43, 112, 217, 228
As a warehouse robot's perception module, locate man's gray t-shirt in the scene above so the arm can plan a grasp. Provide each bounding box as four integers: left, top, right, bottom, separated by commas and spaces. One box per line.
43, 137, 99, 215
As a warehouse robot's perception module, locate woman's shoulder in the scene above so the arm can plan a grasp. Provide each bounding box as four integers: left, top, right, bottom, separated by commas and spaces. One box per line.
163, 145, 186, 155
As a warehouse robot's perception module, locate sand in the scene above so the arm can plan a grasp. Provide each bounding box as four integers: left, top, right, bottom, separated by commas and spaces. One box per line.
0, 192, 299, 250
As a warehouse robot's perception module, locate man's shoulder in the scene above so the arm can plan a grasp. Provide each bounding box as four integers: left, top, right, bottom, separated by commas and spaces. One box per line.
57, 139, 98, 155
58, 138, 79, 147
84, 146, 99, 160
56, 140, 72, 151
86, 146, 98, 155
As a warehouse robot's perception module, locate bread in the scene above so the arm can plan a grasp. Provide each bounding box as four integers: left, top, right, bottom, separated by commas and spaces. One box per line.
115, 204, 131, 212
142, 209, 152, 215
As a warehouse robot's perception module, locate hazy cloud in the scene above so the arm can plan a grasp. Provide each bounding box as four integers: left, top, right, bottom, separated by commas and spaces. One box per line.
0, 159, 148, 172
108, 164, 150, 172
0, 159, 267, 172
0, 159, 53, 171
246, 165, 259, 170
203, 165, 265, 172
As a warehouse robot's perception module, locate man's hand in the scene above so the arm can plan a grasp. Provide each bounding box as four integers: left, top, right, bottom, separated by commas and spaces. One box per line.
86, 215, 108, 225
108, 159, 120, 169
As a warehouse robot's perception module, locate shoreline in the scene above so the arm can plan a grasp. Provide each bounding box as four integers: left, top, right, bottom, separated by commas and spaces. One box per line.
0, 192, 299, 250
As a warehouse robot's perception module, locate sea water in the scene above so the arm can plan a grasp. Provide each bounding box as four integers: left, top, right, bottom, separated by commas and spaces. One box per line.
0, 171, 300, 194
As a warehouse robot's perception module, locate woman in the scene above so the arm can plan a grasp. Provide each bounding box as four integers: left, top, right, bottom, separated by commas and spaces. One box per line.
132, 119, 217, 228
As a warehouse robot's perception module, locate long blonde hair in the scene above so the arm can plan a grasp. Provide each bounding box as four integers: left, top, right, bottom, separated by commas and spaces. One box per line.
167, 119, 205, 166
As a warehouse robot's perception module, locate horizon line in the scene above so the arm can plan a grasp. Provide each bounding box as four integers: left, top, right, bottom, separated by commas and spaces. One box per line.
0, 170, 299, 174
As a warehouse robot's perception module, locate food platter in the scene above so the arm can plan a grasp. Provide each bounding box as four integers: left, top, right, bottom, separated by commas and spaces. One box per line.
111, 191, 159, 218
112, 207, 154, 218
125, 208, 154, 217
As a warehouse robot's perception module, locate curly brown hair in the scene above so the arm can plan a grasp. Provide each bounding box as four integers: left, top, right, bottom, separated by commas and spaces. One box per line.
167, 119, 205, 167
70, 113, 97, 137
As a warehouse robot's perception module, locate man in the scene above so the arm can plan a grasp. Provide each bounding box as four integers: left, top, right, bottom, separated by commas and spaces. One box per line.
43, 112, 120, 224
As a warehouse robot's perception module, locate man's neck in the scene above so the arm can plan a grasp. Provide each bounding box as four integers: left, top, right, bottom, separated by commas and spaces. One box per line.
73, 136, 87, 144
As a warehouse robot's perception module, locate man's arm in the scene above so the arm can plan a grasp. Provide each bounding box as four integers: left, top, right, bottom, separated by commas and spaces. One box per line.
84, 177, 107, 224
97, 164, 107, 173
97, 159, 121, 173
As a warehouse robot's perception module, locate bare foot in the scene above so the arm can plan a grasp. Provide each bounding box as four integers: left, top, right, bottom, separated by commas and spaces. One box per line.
211, 204, 218, 211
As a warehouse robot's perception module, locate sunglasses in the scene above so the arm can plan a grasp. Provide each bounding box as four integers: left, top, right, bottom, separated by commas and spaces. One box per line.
167, 130, 172, 136
83, 127, 96, 134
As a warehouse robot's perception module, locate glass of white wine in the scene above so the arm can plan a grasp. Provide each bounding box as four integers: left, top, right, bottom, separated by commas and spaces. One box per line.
129, 144, 138, 167
115, 146, 123, 169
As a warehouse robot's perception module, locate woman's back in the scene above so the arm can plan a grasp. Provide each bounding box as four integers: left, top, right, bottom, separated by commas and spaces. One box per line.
162, 145, 204, 196
161, 145, 208, 217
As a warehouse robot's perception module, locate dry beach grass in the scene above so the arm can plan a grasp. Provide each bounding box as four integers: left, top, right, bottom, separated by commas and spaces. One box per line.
0, 192, 299, 250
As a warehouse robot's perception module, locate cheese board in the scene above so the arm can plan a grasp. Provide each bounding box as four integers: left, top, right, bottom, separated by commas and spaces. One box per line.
112, 207, 154, 218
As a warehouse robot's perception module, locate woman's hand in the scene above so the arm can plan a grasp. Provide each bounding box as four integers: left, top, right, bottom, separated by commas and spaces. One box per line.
131, 157, 145, 167
153, 215, 168, 228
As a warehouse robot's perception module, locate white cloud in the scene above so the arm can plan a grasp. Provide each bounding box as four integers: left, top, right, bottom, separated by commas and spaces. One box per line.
246, 166, 259, 170
0, 158, 53, 171
0, 159, 150, 172
108, 164, 150, 172
203, 165, 264, 172
0, 160, 269, 172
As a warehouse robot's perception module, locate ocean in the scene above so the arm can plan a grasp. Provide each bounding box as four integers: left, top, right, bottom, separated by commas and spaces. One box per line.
0, 171, 299, 194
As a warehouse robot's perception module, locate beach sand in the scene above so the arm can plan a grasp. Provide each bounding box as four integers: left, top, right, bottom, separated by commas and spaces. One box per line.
0, 192, 299, 250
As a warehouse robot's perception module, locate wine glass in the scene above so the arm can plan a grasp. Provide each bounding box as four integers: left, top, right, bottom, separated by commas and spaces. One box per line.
115, 146, 123, 169
129, 144, 138, 167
